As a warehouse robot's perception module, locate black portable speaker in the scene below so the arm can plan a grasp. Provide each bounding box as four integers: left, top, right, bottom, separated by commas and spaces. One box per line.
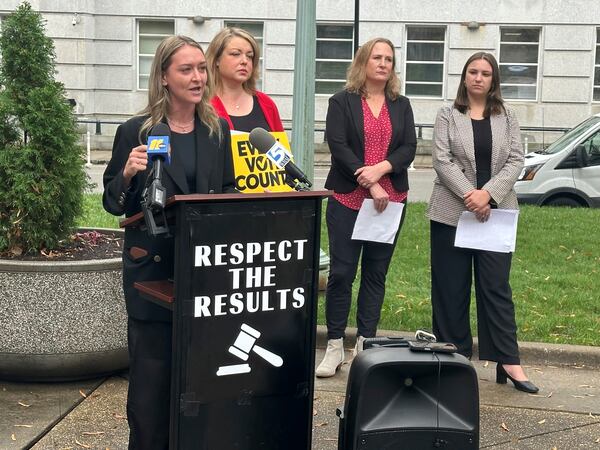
337, 341, 479, 449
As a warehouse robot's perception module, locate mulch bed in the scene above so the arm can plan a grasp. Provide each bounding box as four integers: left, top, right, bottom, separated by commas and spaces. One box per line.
1, 230, 123, 261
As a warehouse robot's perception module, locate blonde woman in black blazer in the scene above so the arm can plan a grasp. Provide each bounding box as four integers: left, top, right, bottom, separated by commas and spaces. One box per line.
316, 38, 416, 378
427, 52, 538, 393
103, 36, 236, 448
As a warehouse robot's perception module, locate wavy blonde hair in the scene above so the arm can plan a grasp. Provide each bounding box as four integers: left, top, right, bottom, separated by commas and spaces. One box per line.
205, 27, 261, 95
138, 35, 221, 143
345, 37, 401, 100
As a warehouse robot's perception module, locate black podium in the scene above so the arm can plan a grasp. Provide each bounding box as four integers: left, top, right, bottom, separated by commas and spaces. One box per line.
127, 192, 328, 449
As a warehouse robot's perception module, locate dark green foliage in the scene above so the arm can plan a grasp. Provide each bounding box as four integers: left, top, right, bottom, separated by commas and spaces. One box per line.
0, 2, 86, 254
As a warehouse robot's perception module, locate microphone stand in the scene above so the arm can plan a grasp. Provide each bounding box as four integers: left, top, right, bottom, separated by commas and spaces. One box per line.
141, 158, 170, 236
283, 172, 312, 191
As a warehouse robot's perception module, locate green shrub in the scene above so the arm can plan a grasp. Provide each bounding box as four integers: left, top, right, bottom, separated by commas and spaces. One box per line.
0, 2, 86, 254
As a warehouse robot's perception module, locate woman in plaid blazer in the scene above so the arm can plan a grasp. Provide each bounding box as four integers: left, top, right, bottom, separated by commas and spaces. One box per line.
427, 52, 538, 393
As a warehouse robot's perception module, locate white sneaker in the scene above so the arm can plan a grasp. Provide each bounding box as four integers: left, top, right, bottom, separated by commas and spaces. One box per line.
352, 336, 366, 357
315, 338, 344, 378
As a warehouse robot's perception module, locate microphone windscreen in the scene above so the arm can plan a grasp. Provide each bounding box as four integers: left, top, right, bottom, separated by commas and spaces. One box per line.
147, 122, 171, 165
249, 127, 276, 154
150, 122, 171, 138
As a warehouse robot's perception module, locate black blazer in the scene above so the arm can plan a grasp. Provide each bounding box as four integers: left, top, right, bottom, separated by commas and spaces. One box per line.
324, 90, 417, 194
103, 115, 236, 321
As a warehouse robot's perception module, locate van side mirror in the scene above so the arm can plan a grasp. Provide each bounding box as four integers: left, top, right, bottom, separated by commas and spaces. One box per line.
575, 145, 589, 168
557, 145, 588, 170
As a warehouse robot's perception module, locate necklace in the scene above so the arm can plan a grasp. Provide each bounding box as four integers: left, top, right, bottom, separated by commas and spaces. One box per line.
222, 93, 246, 112
167, 117, 195, 133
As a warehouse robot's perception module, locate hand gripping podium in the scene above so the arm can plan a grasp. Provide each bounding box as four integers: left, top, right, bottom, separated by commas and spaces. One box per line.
122, 191, 328, 450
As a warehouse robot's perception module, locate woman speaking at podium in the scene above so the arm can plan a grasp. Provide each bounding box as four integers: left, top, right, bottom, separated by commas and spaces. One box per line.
103, 35, 236, 448
316, 38, 416, 378
206, 27, 284, 133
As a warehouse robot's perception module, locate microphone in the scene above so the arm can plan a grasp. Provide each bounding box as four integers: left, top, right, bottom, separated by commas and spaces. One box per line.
147, 122, 171, 168
141, 123, 171, 235
249, 127, 312, 188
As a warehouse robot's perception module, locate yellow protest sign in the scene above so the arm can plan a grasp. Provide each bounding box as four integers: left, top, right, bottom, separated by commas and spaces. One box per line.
230, 131, 294, 193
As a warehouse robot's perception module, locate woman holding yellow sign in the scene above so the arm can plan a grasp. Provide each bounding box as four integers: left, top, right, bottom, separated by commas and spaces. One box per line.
206, 27, 283, 133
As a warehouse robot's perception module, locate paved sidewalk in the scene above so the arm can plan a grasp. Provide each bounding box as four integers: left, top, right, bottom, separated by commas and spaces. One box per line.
2, 327, 600, 449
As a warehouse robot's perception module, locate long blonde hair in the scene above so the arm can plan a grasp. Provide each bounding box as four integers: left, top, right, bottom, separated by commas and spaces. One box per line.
205, 27, 261, 95
138, 35, 221, 143
345, 38, 401, 100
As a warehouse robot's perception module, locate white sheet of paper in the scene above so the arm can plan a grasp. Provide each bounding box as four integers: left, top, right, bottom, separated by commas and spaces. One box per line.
454, 209, 519, 253
351, 199, 405, 244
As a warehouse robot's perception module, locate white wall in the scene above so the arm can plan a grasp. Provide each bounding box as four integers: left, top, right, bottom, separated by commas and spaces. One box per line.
1, 0, 599, 148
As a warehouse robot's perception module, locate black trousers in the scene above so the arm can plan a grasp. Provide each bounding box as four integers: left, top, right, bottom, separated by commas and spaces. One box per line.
127, 317, 172, 450
325, 197, 406, 340
430, 220, 520, 364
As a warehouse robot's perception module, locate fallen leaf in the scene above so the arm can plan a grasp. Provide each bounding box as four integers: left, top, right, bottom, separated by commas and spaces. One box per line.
538, 419, 546, 424
79, 390, 87, 398
501, 422, 510, 432
18, 401, 31, 407
75, 439, 91, 448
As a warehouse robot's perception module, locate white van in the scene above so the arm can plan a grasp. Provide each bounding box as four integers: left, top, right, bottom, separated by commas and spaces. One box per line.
515, 113, 600, 207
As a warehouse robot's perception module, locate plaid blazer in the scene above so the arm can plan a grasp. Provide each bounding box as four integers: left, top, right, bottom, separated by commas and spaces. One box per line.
427, 105, 524, 227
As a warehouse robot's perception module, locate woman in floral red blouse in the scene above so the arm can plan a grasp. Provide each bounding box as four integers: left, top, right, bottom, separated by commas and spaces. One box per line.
316, 38, 417, 378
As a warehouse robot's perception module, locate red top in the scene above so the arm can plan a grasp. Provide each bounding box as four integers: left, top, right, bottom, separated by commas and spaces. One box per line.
211, 91, 284, 132
334, 98, 408, 210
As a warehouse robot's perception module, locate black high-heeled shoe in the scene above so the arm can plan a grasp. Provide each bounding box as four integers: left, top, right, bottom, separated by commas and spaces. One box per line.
496, 364, 539, 393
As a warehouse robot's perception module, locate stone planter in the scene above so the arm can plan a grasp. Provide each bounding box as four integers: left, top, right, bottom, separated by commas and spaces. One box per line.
0, 228, 127, 381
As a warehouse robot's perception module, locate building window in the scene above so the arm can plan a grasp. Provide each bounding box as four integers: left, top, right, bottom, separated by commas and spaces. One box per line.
404, 26, 445, 98
594, 29, 600, 101
138, 20, 174, 90
224, 21, 264, 90
315, 24, 354, 95
499, 28, 540, 100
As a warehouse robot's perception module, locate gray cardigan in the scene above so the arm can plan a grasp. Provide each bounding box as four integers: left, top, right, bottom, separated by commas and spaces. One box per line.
427, 105, 524, 227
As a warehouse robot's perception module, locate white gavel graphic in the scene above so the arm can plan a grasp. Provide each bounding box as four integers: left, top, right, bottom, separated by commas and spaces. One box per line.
228, 323, 283, 367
